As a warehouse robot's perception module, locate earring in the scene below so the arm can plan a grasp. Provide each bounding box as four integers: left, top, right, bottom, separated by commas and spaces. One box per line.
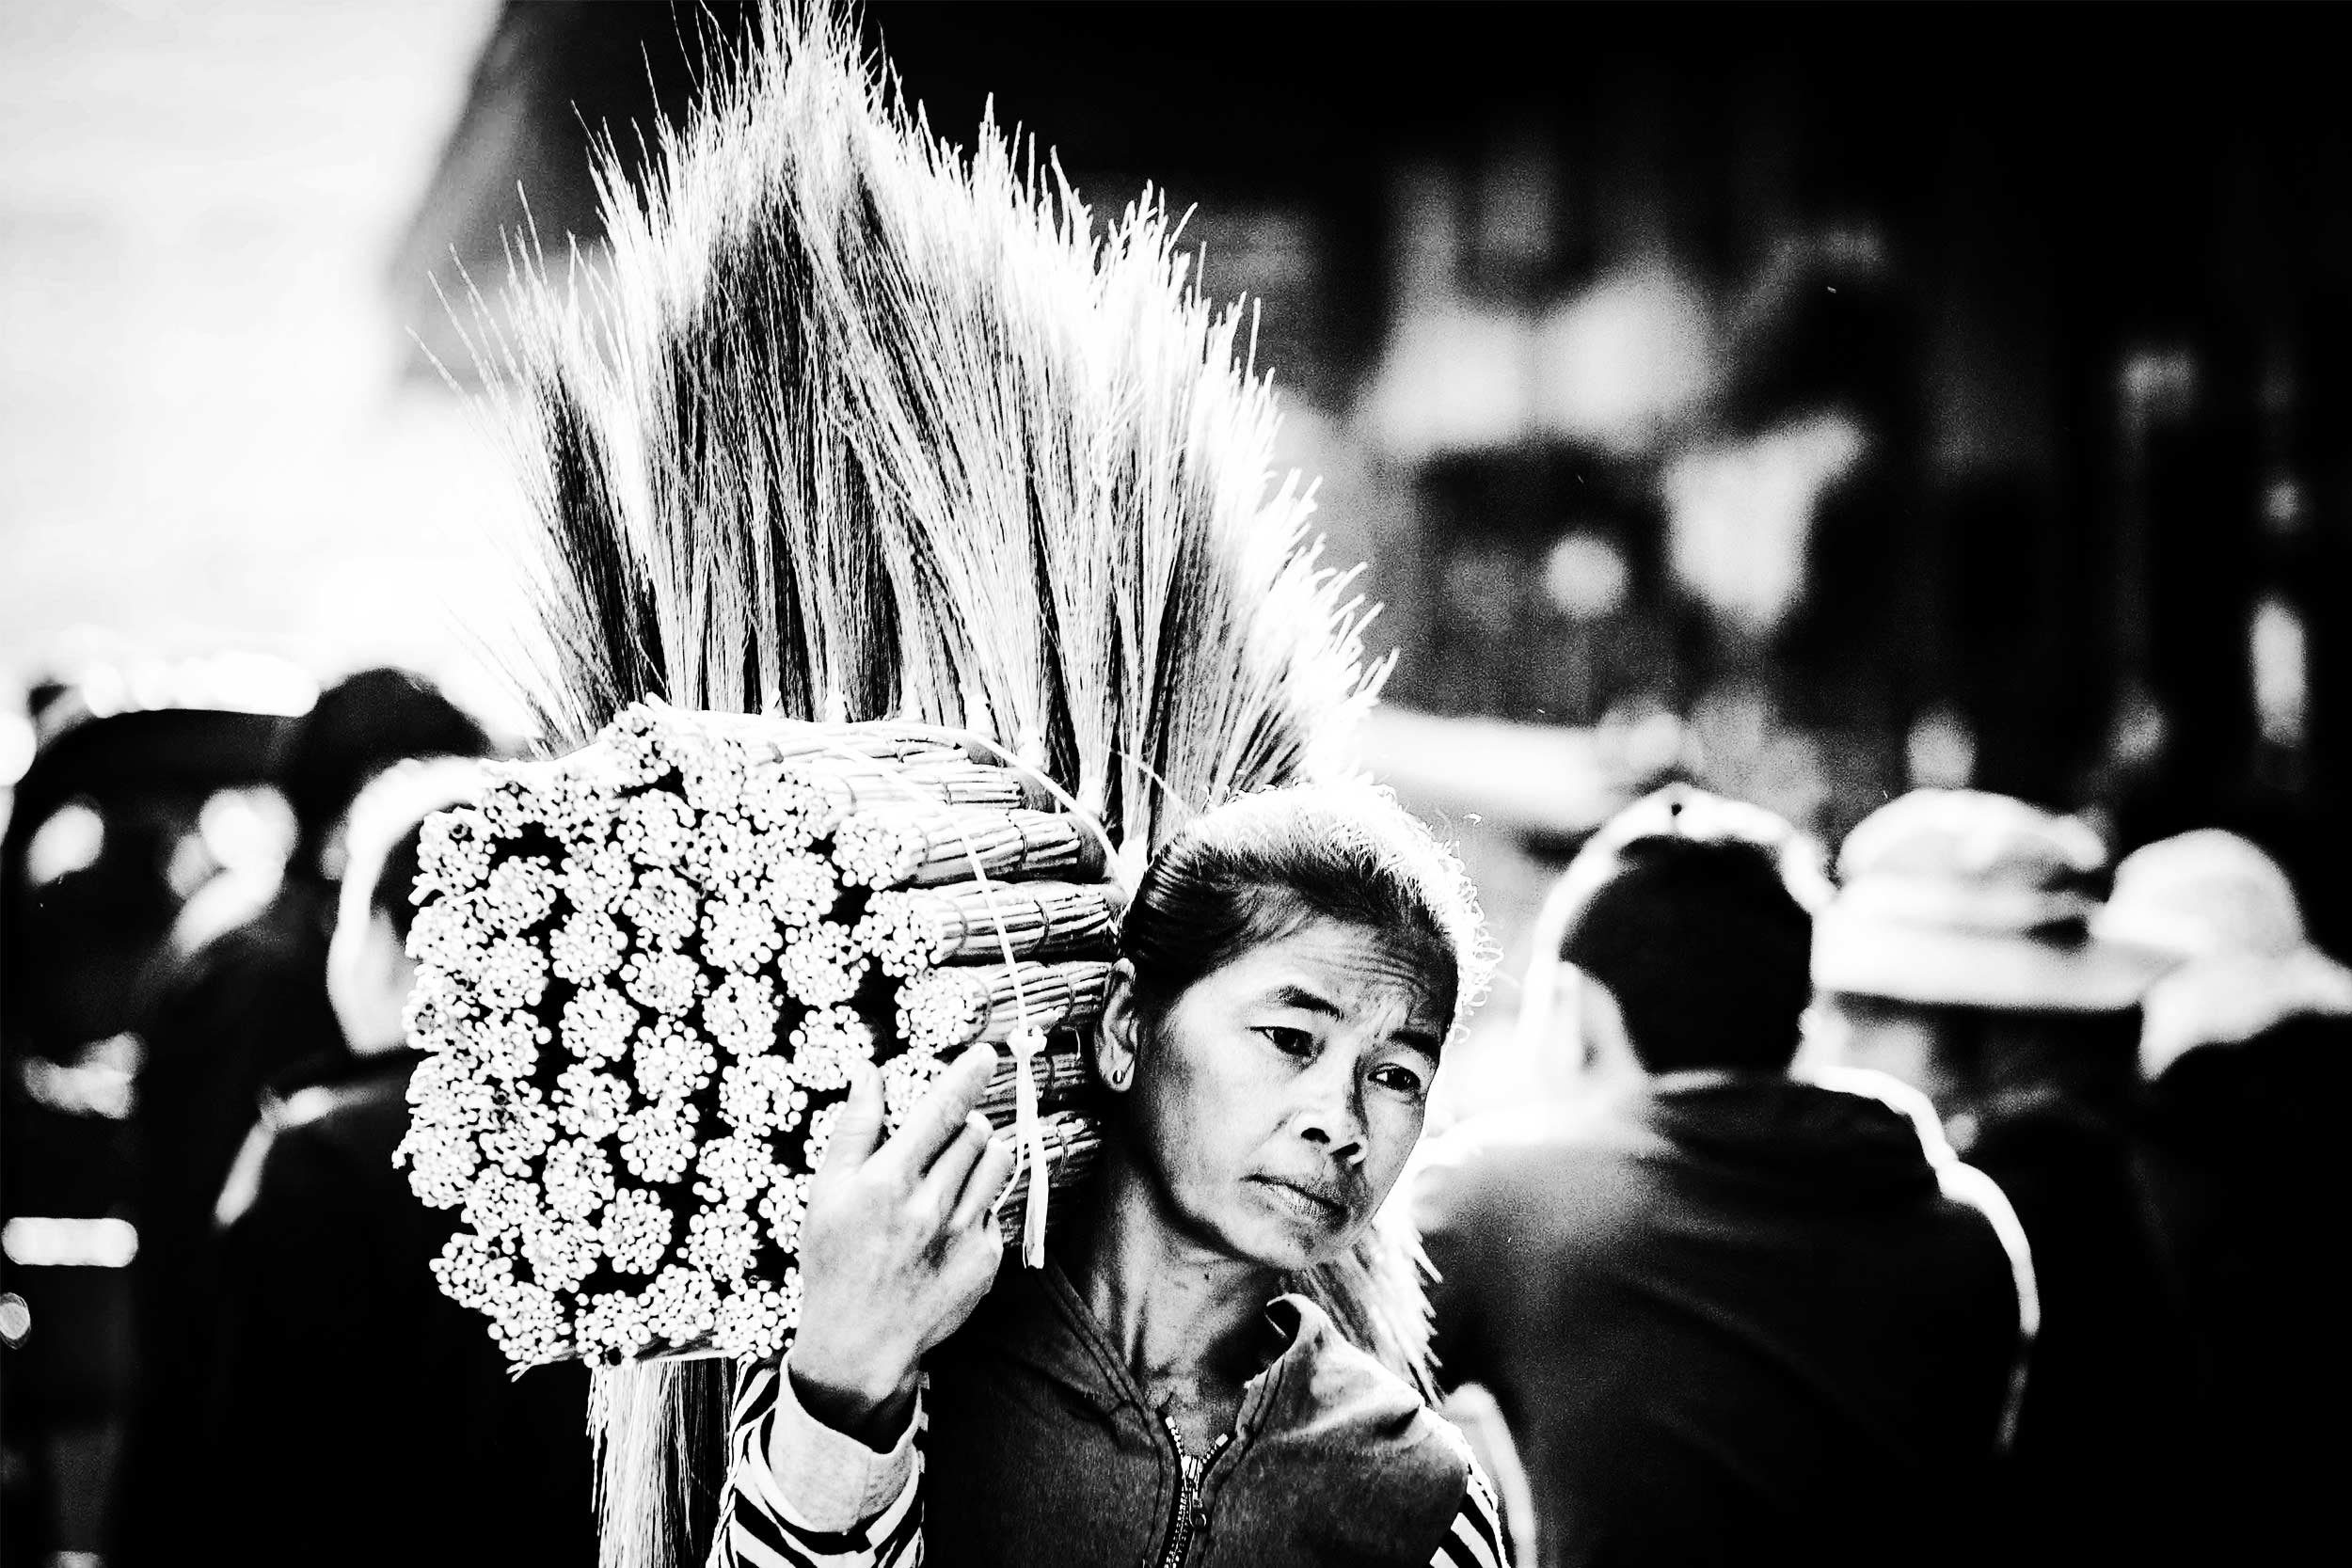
1106, 1059, 1133, 1090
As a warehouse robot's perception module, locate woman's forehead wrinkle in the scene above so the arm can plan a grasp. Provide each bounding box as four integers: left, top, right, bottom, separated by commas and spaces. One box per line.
1239, 930, 1448, 1040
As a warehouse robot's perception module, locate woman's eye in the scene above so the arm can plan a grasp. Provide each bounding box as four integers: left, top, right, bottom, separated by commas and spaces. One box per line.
1370, 1063, 1430, 1100
1254, 1025, 1315, 1057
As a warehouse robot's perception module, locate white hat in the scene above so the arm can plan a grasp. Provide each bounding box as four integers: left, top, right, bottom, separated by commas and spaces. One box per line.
2097, 828, 2311, 961
1813, 789, 2178, 1014
2097, 829, 2352, 1071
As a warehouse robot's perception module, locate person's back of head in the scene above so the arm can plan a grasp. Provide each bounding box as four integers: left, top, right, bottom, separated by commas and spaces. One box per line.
1541, 785, 1823, 1078
278, 667, 496, 881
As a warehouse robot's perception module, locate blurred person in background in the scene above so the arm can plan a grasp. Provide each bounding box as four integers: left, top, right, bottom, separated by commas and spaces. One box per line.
1811, 789, 2201, 1565
1417, 786, 2032, 1568
1661, 230, 1927, 832
201, 760, 595, 1567
116, 666, 494, 1563
2096, 830, 2352, 1551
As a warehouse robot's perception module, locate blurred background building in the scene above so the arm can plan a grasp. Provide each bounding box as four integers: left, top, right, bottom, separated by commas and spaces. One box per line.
4, 4, 2348, 1561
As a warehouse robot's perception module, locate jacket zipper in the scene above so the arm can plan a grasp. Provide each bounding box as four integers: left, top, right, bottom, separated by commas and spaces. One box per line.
1157, 1415, 1231, 1568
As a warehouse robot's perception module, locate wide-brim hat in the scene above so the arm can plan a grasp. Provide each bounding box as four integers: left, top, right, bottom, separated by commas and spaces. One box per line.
1813, 789, 2181, 1014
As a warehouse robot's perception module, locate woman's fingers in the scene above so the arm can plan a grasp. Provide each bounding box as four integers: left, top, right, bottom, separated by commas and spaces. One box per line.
914, 1111, 993, 1217
946, 1133, 1018, 1234
812, 1061, 885, 1190
790, 1053, 1014, 1417
876, 1043, 1000, 1183
946, 1205, 1007, 1303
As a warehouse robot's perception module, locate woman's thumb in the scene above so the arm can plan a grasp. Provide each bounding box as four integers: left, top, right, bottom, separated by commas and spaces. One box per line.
816, 1060, 886, 1180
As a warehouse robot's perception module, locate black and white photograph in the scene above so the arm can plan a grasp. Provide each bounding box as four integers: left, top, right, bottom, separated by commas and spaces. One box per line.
4, 3, 2345, 1565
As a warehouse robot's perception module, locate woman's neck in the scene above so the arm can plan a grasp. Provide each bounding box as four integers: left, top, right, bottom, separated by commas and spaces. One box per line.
1069, 1148, 1283, 1444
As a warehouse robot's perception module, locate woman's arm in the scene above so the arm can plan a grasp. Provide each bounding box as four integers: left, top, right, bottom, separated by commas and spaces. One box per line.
714, 1356, 925, 1568
712, 1046, 1009, 1566
1431, 1459, 1510, 1568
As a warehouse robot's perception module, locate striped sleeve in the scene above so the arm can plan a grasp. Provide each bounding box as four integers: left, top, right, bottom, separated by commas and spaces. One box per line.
1432, 1459, 1510, 1568
710, 1357, 927, 1568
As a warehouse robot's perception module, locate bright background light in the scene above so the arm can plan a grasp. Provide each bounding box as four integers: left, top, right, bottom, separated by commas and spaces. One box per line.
0, 0, 531, 730
2, 1215, 139, 1269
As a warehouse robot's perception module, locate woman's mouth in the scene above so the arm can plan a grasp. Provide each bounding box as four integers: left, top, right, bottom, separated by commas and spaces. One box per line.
1250, 1175, 1349, 1226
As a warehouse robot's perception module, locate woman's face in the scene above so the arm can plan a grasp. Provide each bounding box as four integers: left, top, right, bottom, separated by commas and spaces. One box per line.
1106, 913, 1454, 1274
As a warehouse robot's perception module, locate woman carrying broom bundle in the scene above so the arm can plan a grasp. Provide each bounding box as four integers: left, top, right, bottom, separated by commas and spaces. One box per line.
443, 3, 1513, 1560
718, 785, 1507, 1568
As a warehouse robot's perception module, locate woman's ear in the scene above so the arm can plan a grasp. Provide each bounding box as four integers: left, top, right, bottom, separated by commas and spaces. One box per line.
1094, 959, 1140, 1093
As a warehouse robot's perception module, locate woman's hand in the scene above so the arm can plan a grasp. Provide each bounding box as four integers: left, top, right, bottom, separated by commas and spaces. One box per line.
787, 1042, 1015, 1448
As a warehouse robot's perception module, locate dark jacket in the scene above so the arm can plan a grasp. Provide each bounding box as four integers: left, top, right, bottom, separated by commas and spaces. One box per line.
1417, 1073, 2026, 1568
1954, 1074, 2208, 1566
117, 877, 344, 1564
202, 1048, 597, 1568
2137, 1013, 2352, 1556
922, 1256, 1473, 1567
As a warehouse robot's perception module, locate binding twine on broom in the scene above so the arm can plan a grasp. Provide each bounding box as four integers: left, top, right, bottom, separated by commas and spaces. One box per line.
811, 720, 1088, 1269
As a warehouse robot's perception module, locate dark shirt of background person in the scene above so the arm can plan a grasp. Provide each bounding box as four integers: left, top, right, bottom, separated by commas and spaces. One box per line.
2098, 830, 2352, 1560
116, 668, 496, 1566
1814, 789, 2208, 1568
1420, 787, 2030, 1568
206, 759, 596, 1567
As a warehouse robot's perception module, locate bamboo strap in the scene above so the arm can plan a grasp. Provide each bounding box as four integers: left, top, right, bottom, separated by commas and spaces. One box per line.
977, 1040, 1094, 1117
798, 760, 1032, 816
855, 879, 1120, 974
895, 959, 1114, 1053
834, 806, 1105, 889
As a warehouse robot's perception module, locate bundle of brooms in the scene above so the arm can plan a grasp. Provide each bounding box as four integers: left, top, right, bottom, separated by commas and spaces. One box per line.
418, 3, 1442, 1560
397, 700, 1121, 1369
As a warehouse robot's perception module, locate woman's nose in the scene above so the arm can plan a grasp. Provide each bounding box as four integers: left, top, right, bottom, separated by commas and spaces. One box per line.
1290, 1057, 1369, 1167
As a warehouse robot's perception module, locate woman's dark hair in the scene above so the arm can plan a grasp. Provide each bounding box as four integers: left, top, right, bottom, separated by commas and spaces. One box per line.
1119, 785, 1486, 1031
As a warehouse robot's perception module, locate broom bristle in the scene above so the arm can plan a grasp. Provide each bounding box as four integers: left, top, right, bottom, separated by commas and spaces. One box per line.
588, 1359, 733, 1568
485, 4, 1387, 803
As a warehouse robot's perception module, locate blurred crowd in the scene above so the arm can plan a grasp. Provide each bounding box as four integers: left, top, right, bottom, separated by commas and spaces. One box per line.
1421, 781, 2351, 1566
3, 657, 2346, 1568
1, 666, 595, 1565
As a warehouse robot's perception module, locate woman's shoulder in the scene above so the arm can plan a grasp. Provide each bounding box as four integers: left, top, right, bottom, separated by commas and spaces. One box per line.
1244, 1295, 1490, 1564
1260, 1294, 1470, 1462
